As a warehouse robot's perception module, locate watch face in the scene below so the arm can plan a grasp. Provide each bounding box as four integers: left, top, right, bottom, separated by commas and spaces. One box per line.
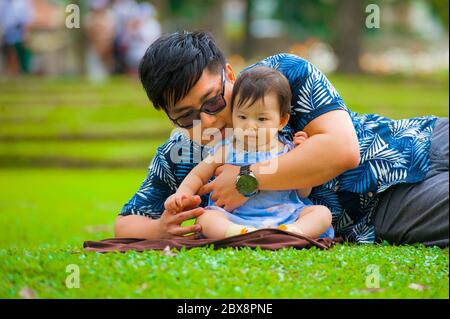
236, 174, 258, 195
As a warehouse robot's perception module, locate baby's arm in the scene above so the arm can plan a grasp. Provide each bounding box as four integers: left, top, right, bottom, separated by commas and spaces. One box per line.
165, 146, 225, 212
293, 131, 313, 198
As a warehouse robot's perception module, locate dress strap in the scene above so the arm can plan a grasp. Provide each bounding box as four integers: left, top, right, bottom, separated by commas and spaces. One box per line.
277, 133, 295, 153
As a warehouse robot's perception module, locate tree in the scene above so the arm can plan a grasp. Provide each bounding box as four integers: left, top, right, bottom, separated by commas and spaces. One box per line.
429, 0, 449, 30
333, 0, 364, 73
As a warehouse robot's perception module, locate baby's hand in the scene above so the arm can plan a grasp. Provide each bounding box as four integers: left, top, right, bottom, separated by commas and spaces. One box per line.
164, 193, 188, 213
293, 131, 309, 146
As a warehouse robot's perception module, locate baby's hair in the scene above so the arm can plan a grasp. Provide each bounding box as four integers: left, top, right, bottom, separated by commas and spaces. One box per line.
231, 66, 291, 117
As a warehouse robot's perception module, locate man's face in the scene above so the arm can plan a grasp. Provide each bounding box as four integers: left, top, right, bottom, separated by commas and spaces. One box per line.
167, 64, 235, 145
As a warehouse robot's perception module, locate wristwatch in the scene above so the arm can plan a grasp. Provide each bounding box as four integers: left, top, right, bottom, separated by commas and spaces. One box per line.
235, 165, 259, 197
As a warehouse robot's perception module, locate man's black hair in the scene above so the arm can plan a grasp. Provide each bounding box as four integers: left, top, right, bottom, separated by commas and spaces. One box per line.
139, 31, 226, 112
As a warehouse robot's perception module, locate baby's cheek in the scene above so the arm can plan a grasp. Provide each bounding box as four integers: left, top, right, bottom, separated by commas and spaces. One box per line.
269, 129, 278, 140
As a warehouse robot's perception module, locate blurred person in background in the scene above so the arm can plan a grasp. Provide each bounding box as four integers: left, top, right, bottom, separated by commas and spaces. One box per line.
25, 0, 66, 75
85, 0, 116, 82
0, 0, 34, 75
111, 0, 138, 74
122, 2, 161, 75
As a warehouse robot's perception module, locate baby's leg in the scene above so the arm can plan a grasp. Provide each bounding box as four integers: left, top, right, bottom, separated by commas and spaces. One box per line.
196, 210, 256, 239
279, 205, 332, 238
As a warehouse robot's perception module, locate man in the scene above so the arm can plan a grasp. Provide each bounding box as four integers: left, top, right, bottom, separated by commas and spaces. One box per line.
114, 31, 448, 246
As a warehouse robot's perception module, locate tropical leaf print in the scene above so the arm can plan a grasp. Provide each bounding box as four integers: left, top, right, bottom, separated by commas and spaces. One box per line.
152, 151, 177, 189
389, 118, 428, 137
340, 164, 376, 193
310, 187, 341, 211
359, 194, 379, 218
334, 210, 354, 235
274, 54, 312, 82
351, 222, 376, 244
294, 69, 339, 114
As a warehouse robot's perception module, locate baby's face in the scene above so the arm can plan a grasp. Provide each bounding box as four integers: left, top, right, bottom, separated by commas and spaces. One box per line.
232, 92, 286, 150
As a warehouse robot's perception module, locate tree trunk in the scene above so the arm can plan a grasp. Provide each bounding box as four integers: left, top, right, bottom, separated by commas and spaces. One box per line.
334, 0, 364, 73
74, 0, 86, 75
243, 0, 253, 60
205, 0, 227, 53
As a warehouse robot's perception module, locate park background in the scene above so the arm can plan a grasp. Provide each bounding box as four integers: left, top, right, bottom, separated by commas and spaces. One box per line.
0, 0, 448, 298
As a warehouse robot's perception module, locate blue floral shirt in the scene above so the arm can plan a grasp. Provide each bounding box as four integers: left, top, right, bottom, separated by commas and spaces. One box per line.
120, 53, 438, 243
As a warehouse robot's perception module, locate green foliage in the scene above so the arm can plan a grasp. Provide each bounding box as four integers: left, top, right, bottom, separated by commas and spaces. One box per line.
429, 0, 449, 30
274, 0, 339, 41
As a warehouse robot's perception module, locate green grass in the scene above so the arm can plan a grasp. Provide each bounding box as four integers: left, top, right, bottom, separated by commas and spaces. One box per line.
0, 169, 137, 247
0, 74, 448, 298
0, 105, 172, 138
0, 140, 166, 167
2, 244, 448, 298
0, 168, 448, 299
328, 73, 449, 118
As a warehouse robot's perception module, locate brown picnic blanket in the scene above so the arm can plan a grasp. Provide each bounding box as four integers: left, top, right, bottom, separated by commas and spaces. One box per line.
83, 228, 341, 253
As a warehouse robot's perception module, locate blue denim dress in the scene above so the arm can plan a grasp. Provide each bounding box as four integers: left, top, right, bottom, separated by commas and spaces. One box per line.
206, 134, 334, 239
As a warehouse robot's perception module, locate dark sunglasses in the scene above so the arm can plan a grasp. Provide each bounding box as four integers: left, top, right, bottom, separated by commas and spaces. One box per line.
166, 69, 227, 129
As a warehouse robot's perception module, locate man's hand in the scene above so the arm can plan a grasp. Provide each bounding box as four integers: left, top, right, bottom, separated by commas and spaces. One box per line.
198, 164, 248, 212
293, 131, 309, 146
158, 195, 204, 239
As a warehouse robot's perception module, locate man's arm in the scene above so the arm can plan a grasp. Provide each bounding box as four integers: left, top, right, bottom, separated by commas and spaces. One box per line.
252, 110, 360, 190
199, 110, 360, 211
251, 53, 359, 189
165, 156, 222, 212
114, 138, 205, 239
198, 111, 359, 212
198, 54, 360, 211
291, 132, 313, 198
114, 196, 204, 240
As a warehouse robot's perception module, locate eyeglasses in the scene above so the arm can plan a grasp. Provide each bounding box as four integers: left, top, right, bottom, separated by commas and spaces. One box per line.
166, 69, 227, 129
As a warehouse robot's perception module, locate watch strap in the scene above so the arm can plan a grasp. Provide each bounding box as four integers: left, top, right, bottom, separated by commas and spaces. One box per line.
239, 165, 251, 176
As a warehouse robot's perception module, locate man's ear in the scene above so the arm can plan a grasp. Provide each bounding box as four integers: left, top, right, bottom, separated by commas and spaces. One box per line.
279, 114, 290, 131
225, 63, 236, 83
